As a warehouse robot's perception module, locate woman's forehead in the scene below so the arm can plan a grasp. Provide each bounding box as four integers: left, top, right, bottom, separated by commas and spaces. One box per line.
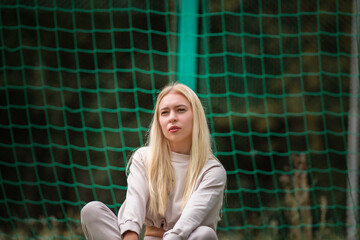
159, 92, 191, 108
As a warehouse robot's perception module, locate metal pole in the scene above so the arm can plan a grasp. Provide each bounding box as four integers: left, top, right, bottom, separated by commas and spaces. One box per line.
177, 0, 199, 91
347, 1, 359, 239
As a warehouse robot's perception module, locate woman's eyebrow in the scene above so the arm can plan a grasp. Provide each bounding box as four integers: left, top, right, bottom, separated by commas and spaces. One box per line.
175, 104, 188, 108
160, 104, 188, 111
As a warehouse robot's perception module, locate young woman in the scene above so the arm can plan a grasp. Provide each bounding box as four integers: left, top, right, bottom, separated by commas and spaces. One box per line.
81, 83, 227, 240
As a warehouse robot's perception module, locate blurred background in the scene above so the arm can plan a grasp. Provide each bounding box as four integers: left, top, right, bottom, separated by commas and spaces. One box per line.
0, 0, 359, 239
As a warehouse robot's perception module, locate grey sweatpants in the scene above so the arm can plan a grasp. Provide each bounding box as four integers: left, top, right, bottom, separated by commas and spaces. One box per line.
80, 201, 218, 240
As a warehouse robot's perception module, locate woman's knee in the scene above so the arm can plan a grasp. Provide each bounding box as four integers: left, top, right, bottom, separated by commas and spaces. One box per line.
188, 226, 217, 240
81, 201, 107, 223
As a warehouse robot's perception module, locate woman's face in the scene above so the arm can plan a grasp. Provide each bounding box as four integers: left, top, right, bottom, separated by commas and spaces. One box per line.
158, 91, 193, 154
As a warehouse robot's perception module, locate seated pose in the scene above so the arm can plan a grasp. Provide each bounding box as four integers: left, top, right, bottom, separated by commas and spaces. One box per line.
81, 83, 227, 240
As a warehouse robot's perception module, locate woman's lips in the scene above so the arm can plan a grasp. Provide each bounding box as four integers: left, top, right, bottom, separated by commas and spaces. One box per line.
169, 126, 181, 133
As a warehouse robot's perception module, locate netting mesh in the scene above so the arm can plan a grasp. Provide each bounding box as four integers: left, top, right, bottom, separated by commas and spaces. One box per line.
0, 0, 359, 239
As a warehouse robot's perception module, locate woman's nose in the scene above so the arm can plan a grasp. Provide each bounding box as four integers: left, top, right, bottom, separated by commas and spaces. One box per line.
169, 111, 177, 122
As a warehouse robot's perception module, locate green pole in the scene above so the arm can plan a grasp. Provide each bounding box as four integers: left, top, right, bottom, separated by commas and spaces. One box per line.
177, 0, 198, 91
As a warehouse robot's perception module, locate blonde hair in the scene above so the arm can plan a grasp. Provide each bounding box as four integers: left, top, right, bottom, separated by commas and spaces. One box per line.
146, 82, 213, 218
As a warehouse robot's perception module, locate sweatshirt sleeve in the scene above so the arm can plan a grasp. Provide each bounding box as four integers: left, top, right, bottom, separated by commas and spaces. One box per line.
163, 163, 227, 240
117, 148, 149, 238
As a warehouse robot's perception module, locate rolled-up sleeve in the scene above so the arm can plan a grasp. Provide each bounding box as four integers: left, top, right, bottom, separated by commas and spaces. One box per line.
163, 164, 227, 240
118, 148, 149, 238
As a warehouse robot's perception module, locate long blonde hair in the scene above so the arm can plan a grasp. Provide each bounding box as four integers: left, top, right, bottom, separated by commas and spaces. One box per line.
145, 82, 213, 218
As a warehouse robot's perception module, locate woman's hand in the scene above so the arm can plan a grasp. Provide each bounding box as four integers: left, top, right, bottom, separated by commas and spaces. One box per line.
123, 231, 138, 240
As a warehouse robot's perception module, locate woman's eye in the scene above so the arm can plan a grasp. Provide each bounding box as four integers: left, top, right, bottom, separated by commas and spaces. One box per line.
178, 108, 186, 112
160, 111, 168, 115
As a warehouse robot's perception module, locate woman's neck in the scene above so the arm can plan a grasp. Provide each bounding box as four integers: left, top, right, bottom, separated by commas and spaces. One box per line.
169, 142, 191, 155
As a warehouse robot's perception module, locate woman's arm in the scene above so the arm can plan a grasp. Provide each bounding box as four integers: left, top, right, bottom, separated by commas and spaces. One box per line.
163, 163, 227, 239
118, 148, 149, 238
123, 231, 139, 240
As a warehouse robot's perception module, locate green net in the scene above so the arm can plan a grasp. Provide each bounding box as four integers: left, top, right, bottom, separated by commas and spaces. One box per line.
0, 0, 359, 239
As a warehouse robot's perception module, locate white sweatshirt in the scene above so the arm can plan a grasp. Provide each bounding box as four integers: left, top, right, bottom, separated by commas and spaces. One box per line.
117, 146, 227, 239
